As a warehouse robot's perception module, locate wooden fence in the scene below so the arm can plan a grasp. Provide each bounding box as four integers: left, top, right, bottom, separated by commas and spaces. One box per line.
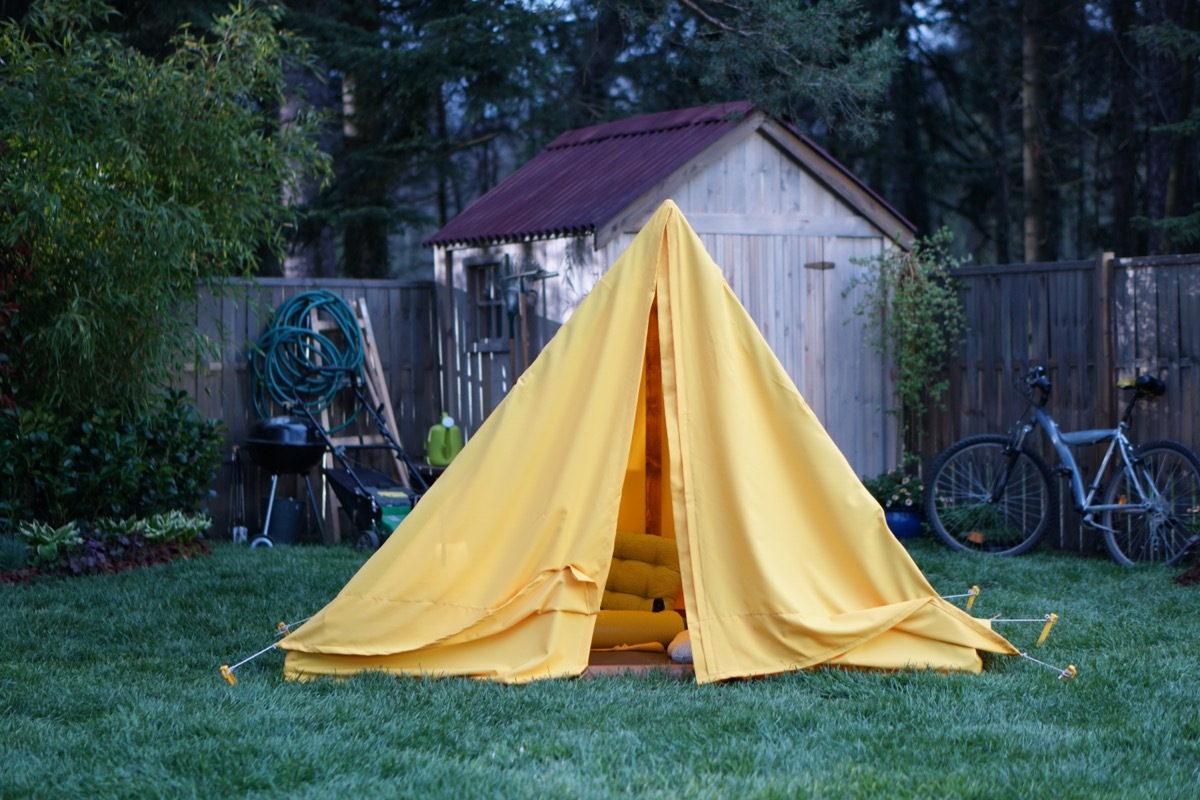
175, 278, 439, 542
926, 252, 1200, 551
178, 257, 1198, 550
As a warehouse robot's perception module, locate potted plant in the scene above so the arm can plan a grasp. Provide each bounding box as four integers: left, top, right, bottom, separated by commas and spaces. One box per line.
846, 228, 968, 460
861, 459, 924, 539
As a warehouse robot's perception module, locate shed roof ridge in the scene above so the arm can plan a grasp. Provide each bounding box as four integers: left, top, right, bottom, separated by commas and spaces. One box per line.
547, 118, 735, 150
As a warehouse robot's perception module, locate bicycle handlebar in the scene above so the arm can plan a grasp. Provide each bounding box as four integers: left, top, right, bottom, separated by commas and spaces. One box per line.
1019, 365, 1053, 407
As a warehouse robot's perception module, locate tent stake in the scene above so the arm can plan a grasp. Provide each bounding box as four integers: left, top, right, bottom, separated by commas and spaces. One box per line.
989, 613, 1058, 646
219, 641, 279, 685
1019, 651, 1077, 682
941, 585, 980, 610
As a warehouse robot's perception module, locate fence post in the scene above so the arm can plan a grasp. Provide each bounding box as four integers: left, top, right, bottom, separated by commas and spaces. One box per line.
1096, 252, 1115, 429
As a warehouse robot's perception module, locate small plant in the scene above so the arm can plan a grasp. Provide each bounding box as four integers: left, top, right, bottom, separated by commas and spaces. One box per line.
143, 511, 211, 544
862, 459, 923, 511
94, 516, 144, 540
16, 520, 81, 567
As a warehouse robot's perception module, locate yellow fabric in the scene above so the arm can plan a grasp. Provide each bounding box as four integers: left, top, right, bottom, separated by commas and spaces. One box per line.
279, 200, 1018, 684
603, 531, 681, 611
591, 609, 686, 649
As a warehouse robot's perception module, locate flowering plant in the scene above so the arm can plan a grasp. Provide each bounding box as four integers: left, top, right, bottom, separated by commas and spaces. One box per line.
861, 462, 923, 511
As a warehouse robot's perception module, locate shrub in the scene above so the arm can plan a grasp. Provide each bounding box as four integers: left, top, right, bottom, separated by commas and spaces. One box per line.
0, 390, 223, 528
0, 533, 26, 572
0, 0, 329, 414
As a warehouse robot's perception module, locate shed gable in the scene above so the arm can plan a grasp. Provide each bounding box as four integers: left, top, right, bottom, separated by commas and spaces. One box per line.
604, 120, 890, 244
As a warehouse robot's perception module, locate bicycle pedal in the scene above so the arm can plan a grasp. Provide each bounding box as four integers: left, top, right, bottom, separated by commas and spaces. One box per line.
1082, 513, 1115, 533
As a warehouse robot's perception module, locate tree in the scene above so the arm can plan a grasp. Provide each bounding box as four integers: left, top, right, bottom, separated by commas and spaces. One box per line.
1021, 0, 1047, 261
280, 0, 554, 278
664, 0, 900, 142
1134, 0, 1200, 250
0, 0, 330, 411
274, 0, 901, 278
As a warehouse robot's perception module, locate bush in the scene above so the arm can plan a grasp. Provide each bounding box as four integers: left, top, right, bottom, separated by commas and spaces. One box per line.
0, 390, 223, 528
0, 533, 26, 572
0, 0, 329, 413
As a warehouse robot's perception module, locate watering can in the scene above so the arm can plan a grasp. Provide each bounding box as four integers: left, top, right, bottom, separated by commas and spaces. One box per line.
425, 412, 463, 466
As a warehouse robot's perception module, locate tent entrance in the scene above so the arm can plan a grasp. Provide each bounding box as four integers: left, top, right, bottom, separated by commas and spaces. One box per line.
614, 296, 677, 545
592, 296, 690, 670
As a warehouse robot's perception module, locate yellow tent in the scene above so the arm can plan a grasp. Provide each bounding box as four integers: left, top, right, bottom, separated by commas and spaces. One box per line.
279, 201, 1017, 684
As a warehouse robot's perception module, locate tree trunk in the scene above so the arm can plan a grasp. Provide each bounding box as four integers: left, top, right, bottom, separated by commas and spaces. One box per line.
281, 62, 339, 279
340, 0, 390, 279
1109, 0, 1138, 255
1022, 0, 1047, 262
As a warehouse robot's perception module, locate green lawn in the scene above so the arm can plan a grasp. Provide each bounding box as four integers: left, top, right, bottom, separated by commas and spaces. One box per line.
2, 539, 1198, 799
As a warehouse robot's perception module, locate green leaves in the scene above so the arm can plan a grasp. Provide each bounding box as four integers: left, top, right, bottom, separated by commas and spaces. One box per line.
141, 511, 212, 544
847, 228, 968, 456
0, 0, 329, 412
12, 510, 210, 574
0, 390, 224, 528
16, 520, 82, 567
675, 0, 900, 143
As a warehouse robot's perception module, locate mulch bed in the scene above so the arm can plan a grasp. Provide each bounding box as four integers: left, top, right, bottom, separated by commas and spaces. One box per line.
0, 539, 211, 585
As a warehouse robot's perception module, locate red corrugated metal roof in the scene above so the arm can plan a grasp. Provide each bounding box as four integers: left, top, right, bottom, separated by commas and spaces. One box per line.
425, 100, 914, 247
425, 101, 755, 247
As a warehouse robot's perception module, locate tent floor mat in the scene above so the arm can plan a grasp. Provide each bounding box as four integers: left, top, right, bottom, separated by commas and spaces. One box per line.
583, 649, 694, 680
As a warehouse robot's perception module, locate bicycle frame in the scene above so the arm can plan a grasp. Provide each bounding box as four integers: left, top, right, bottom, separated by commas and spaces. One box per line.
1008, 401, 1157, 523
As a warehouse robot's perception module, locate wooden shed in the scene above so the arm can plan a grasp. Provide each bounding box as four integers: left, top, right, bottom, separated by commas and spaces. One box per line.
426, 101, 915, 477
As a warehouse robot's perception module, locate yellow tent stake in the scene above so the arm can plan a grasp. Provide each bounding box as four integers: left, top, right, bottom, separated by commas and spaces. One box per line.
1036, 613, 1059, 646
275, 615, 314, 638
941, 585, 981, 610
219, 641, 279, 685
1019, 651, 1077, 682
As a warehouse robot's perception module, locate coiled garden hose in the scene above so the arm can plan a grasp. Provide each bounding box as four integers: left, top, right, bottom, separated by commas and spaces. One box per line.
248, 291, 364, 431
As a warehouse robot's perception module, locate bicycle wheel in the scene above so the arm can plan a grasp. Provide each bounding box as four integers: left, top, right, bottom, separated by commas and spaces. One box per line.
1101, 440, 1200, 566
925, 435, 1057, 555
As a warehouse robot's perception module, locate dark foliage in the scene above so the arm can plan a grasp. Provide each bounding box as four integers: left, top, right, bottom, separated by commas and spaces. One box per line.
0, 390, 224, 528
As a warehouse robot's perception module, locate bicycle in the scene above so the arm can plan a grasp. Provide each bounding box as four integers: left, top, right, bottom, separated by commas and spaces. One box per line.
924, 365, 1200, 564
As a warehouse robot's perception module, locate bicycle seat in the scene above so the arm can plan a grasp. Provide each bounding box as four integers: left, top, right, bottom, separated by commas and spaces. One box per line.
1118, 374, 1166, 397
1059, 428, 1114, 446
